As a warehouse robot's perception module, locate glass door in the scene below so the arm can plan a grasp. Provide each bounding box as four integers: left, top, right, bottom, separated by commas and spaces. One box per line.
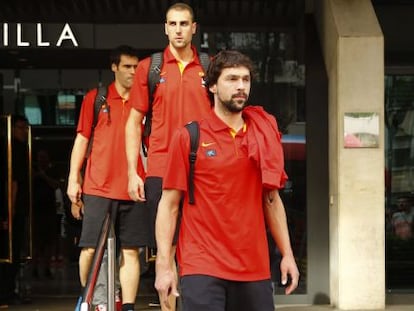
385, 74, 414, 291
0, 115, 12, 262
0, 114, 32, 263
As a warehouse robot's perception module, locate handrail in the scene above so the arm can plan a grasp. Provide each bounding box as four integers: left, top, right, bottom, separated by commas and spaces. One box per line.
80, 206, 116, 311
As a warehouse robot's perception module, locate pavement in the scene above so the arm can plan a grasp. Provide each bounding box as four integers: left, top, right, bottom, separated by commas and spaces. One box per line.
1, 295, 157, 311
2, 298, 414, 311
1, 261, 413, 311
275, 306, 414, 311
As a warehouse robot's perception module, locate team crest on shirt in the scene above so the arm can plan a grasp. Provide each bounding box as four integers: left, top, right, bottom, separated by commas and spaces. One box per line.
205, 149, 216, 157
159, 72, 167, 83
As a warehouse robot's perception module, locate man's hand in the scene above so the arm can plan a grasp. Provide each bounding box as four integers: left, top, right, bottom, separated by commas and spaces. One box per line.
71, 200, 84, 220
280, 254, 300, 295
155, 263, 179, 309
127, 172, 145, 202
67, 180, 82, 204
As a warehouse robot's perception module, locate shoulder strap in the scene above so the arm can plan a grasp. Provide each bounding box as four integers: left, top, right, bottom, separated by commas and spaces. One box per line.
148, 52, 163, 105
86, 85, 107, 158
198, 52, 210, 75
142, 52, 163, 156
185, 121, 200, 205
143, 52, 163, 137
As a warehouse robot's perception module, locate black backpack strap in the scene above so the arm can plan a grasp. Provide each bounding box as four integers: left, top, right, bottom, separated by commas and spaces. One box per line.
198, 52, 211, 103
185, 121, 200, 205
198, 52, 210, 74
148, 52, 163, 107
142, 52, 163, 156
86, 85, 107, 158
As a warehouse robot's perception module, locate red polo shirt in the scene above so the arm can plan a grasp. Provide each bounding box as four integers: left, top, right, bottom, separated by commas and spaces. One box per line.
77, 82, 145, 200
163, 111, 271, 281
129, 45, 211, 178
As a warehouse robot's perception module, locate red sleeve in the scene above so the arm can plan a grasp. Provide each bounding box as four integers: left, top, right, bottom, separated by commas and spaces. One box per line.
129, 57, 151, 114
76, 88, 98, 139
163, 127, 190, 192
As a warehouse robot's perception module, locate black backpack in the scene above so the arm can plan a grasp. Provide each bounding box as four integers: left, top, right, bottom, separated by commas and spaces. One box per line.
85, 85, 108, 158
143, 52, 208, 204
142, 51, 210, 156
85, 81, 201, 205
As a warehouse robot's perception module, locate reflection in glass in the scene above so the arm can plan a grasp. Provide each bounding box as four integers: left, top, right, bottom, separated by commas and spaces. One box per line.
0, 115, 32, 263
0, 115, 11, 262
384, 75, 414, 291
56, 92, 76, 125
24, 94, 42, 125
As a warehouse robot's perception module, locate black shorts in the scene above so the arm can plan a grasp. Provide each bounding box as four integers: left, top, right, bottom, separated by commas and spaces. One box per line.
145, 177, 181, 249
78, 194, 149, 248
180, 275, 274, 311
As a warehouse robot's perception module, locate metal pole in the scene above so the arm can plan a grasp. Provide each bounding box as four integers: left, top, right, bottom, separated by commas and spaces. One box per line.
82, 207, 112, 308
107, 224, 116, 311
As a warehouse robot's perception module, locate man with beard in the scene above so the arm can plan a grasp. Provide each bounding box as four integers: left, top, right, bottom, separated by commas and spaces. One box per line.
67, 45, 147, 311
154, 50, 300, 311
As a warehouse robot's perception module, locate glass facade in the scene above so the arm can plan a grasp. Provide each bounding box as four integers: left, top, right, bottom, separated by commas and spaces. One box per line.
0, 115, 11, 262
385, 74, 414, 291
20, 90, 83, 127
56, 92, 76, 125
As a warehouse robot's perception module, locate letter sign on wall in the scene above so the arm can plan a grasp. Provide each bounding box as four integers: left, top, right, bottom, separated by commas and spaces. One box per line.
1, 23, 79, 48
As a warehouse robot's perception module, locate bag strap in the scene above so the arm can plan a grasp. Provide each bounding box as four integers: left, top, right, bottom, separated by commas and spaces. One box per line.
85, 85, 107, 158
198, 52, 210, 78
185, 121, 200, 205
142, 51, 210, 157
148, 52, 163, 110
142, 52, 163, 157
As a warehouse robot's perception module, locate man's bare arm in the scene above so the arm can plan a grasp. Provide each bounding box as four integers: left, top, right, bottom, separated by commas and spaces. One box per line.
263, 189, 300, 295
125, 108, 145, 201
67, 134, 88, 204
155, 189, 181, 306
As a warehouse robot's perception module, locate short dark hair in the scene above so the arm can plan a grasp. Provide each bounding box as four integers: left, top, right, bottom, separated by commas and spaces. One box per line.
109, 45, 138, 66
207, 50, 256, 87
166, 2, 195, 22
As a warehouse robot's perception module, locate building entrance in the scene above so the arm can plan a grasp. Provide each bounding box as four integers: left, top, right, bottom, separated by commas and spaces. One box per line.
385, 72, 414, 292
0, 2, 314, 303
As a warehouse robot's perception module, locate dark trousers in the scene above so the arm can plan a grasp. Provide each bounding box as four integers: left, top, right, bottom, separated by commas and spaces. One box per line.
181, 275, 274, 311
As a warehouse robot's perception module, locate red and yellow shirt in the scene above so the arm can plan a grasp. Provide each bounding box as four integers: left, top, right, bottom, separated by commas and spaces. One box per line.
77, 82, 145, 200
163, 111, 271, 281
129, 45, 211, 178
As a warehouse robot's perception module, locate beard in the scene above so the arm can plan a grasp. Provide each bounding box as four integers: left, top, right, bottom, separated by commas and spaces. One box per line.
221, 94, 248, 113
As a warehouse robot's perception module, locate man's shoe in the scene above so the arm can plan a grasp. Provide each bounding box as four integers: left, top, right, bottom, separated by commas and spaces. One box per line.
115, 291, 122, 311
95, 304, 107, 311
148, 299, 161, 307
